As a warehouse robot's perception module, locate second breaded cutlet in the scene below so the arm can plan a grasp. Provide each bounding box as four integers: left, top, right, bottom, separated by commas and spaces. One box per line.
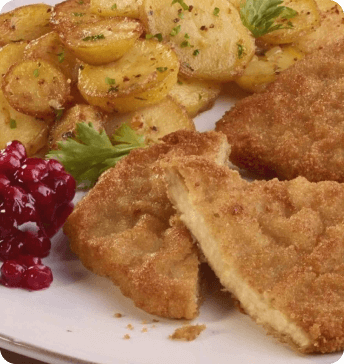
163, 155, 344, 353
216, 40, 344, 182
64, 130, 229, 319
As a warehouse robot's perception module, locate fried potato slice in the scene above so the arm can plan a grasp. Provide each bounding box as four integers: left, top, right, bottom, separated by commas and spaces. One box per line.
235, 46, 305, 93
293, 0, 344, 54
106, 96, 195, 143
24, 32, 79, 84
0, 4, 52, 46
0, 42, 27, 78
50, 0, 101, 33
258, 0, 321, 44
61, 17, 143, 65
140, 0, 254, 81
3, 59, 71, 118
168, 76, 221, 117
0, 92, 48, 156
90, 0, 142, 18
49, 104, 107, 149
78, 39, 179, 112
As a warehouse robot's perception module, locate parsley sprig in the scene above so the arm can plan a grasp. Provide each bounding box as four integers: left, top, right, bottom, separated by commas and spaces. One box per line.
240, 0, 298, 37
47, 122, 145, 188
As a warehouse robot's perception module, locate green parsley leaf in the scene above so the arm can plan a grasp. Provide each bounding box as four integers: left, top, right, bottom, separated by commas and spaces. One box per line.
146, 33, 163, 41
111, 3, 117, 9
213, 7, 220, 16
239, 0, 298, 37
237, 43, 245, 58
184, 33, 190, 38
82, 34, 105, 41
33, 69, 39, 77
9, 119, 16, 129
170, 25, 181, 36
72, 12, 85, 16
105, 77, 116, 85
171, 0, 189, 11
193, 49, 200, 56
156, 67, 168, 72
47, 122, 146, 189
180, 40, 190, 48
57, 51, 65, 63
54, 108, 64, 121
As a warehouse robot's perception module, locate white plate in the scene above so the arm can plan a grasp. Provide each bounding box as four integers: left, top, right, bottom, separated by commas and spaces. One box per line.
0, 1, 343, 362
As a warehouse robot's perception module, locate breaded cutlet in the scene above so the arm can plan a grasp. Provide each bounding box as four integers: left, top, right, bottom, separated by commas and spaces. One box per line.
64, 130, 230, 319
216, 40, 344, 182
163, 155, 344, 353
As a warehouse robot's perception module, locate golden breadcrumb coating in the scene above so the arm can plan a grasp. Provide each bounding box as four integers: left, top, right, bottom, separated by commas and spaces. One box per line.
216, 40, 344, 182
64, 130, 229, 319
163, 155, 344, 353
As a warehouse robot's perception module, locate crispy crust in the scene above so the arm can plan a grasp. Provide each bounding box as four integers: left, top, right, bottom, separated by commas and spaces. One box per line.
64, 130, 229, 319
216, 40, 344, 182
163, 155, 344, 352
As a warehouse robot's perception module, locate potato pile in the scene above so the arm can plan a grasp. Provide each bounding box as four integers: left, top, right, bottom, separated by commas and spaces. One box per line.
0, 0, 342, 155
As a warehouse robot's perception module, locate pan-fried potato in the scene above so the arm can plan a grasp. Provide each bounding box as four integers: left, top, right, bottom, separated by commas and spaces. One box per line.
51, 0, 101, 33
0, 92, 48, 156
258, 0, 321, 44
140, 0, 255, 81
24, 32, 79, 84
0, 42, 27, 78
168, 76, 221, 117
78, 39, 179, 112
235, 46, 304, 93
293, 0, 344, 54
106, 96, 195, 143
3, 59, 71, 118
61, 17, 143, 65
0, 4, 52, 46
49, 104, 107, 149
90, 0, 142, 18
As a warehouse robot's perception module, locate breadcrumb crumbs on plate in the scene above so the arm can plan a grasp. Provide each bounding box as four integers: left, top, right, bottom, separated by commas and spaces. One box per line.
114, 313, 123, 318
169, 324, 206, 341
141, 327, 148, 333
123, 334, 131, 340
126, 324, 134, 330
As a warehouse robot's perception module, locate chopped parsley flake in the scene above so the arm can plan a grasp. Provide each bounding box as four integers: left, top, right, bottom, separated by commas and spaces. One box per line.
111, 3, 117, 9
73, 12, 85, 16
9, 119, 16, 129
178, 12, 184, 19
184, 33, 190, 39
180, 40, 191, 48
77, 0, 84, 4
193, 49, 200, 56
105, 77, 116, 85
156, 67, 168, 72
213, 7, 220, 16
170, 25, 181, 36
237, 43, 245, 59
171, 0, 189, 11
57, 51, 65, 63
33, 69, 39, 77
145, 33, 163, 41
82, 34, 105, 41
177, 80, 183, 85
54, 108, 64, 121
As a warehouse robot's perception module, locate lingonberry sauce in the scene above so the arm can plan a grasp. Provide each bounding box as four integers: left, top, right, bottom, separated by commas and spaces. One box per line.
0, 141, 76, 290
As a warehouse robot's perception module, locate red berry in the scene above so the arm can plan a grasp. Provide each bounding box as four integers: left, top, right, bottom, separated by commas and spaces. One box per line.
22, 265, 53, 290
46, 159, 65, 173
0, 234, 25, 261
16, 255, 42, 268
22, 231, 51, 258
0, 260, 25, 287
0, 152, 21, 176
14, 158, 49, 185
5, 141, 27, 161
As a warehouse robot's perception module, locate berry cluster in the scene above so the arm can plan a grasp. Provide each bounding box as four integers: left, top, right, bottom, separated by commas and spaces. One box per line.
0, 141, 76, 290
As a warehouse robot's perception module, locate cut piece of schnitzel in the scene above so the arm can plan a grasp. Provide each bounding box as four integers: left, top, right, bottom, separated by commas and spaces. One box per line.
163, 155, 344, 352
64, 130, 229, 319
216, 40, 344, 182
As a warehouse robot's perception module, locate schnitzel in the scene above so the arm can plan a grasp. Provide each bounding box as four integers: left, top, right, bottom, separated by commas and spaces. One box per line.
216, 40, 344, 182
64, 130, 229, 319
163, 155, 344, 353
